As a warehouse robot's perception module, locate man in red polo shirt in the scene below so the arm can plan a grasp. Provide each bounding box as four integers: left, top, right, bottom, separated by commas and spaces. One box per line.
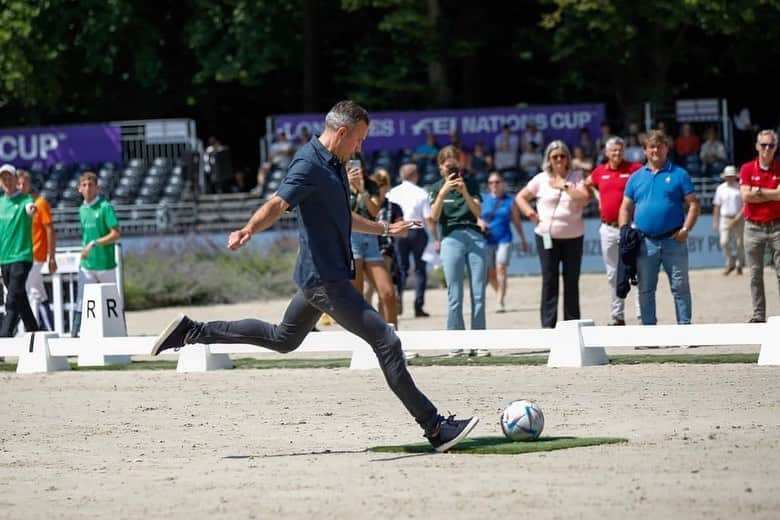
587, 136, 643, 325
740, 129, 780, 323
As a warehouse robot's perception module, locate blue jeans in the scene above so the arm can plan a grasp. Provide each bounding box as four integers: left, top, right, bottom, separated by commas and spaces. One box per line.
636, 236, 692, 325
440, 227, 487, 330
350, 232, 383, 262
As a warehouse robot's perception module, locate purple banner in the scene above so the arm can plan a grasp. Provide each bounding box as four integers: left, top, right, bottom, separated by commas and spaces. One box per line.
272, 103, 605, 154
0, 124, 122, 167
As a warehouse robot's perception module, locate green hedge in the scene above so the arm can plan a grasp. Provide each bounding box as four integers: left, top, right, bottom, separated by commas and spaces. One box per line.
122, 237, 298, 310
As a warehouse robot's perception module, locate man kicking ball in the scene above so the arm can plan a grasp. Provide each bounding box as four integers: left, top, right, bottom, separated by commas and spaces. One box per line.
152, 100, 478, 452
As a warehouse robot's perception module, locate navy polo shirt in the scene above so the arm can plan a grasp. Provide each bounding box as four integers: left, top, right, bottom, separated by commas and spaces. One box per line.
275, 137, 355, 288
624, 161, 695, 236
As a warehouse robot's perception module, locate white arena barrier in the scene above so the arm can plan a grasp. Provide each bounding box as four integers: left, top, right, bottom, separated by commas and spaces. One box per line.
77, 283, 131, 367
1, 313, 777, 373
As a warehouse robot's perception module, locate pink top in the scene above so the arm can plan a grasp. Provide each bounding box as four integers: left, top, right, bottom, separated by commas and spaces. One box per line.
526, 170, 586, 238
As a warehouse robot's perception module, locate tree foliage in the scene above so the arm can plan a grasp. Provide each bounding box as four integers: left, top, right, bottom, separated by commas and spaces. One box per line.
3, 0, 780, 166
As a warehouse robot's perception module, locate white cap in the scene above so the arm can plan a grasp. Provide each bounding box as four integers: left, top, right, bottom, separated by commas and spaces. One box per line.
0, 164, 16, 176
721, 165, 738, 178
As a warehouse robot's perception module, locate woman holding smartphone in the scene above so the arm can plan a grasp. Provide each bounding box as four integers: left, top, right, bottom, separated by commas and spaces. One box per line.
515, 140, 590, 328
429, 145, 487, 339
347, 155, 398, 328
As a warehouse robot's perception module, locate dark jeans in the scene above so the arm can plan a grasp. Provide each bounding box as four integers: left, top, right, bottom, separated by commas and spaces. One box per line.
535, 234, 583, 328
0, 261, 39, 337
188, 279, 439, 432
396, 228, 428, 313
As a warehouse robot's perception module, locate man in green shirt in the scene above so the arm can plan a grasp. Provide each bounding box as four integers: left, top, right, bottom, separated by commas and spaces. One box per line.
0, 164, 40, 337
71, 171, 121, 337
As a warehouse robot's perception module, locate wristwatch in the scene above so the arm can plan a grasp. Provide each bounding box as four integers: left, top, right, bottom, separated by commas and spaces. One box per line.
680, 227, 689, 234
756, 187, 763, 196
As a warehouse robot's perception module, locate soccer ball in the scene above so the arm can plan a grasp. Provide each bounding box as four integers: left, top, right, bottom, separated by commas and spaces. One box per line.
501, 399, 544, 441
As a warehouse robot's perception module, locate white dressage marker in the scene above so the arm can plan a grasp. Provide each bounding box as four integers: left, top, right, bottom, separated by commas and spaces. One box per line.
77, 283, 132, 367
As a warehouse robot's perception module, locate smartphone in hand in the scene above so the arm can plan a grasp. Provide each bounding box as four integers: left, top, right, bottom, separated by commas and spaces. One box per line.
348, 159, 361, 170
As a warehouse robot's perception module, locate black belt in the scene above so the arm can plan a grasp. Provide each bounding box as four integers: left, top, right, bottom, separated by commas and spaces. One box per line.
641, 228, 678, 240
602, 220, 619, 228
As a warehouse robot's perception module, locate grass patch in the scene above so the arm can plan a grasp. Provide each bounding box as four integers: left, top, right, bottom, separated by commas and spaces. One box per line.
0, 352, 758, 372
370, 436, 627, 455
610, 353, 758, 364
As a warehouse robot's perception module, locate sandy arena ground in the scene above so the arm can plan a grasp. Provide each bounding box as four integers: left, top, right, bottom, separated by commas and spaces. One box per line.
1, 268, 779, 519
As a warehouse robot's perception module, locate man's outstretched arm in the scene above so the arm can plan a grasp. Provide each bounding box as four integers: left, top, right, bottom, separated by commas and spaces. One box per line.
228, 195, 290, 250
351, 212, 418, 236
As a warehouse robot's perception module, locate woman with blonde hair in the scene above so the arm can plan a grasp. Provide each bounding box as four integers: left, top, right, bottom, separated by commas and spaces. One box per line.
515, 140, 590, 328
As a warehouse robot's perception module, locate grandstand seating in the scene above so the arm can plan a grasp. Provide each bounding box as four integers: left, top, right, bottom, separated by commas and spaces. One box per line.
23, 157, 194, 210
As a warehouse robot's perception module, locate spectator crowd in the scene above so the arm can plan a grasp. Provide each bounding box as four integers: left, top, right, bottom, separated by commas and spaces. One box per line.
280, 119, 780, 350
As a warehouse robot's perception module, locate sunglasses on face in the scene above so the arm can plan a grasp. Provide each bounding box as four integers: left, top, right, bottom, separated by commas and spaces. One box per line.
759, 142, 777, 149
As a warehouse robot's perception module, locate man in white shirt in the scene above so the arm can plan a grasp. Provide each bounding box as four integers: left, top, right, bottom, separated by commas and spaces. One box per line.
388, 163, 436, 317
712, 165, 745, 275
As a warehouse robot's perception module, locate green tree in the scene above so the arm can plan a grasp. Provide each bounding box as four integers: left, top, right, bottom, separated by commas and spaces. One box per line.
540, 0, 780, 123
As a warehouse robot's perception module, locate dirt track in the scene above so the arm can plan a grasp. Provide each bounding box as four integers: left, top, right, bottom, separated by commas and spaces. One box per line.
1, 268, 779, 519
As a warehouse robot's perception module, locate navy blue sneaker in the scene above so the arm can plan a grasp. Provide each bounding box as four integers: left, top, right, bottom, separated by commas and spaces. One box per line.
151, 314, 194, 355
426, 414, 479, 453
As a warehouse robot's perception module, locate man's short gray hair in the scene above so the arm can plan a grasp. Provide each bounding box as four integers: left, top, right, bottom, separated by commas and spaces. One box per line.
604, 136, 625, 149
325, 100, 370, 130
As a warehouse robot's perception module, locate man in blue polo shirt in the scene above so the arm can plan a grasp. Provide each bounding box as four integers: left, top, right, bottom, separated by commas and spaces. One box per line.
619, 130, 700, 326
151, 100, 478, 452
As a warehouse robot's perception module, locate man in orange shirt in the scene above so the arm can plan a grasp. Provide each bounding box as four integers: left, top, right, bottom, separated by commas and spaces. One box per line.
18, 171, 57, 330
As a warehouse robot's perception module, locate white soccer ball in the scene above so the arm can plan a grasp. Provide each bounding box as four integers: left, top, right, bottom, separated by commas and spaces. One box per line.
501, 399, 544, 441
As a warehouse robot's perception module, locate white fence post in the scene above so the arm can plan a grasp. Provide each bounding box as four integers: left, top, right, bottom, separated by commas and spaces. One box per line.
16, 332, 70, 374
547, 319, 609, 368
176, 344, 233, 372
758, 316, 780, 366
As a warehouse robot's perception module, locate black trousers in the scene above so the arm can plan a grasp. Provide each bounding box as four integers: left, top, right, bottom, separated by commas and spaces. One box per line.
188, 279, 439, 433
396, 228, 428, 313
0, 261, 39, 337
535, 234, 583, 328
